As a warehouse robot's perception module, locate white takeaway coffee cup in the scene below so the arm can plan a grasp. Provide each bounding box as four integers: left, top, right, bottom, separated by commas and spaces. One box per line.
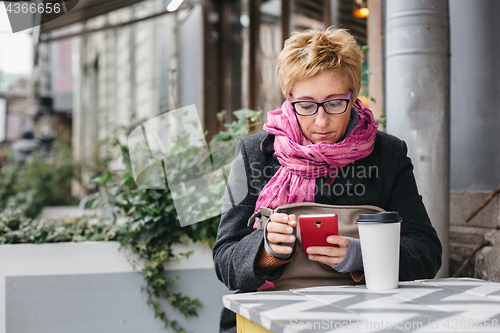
356, 212, 402, 290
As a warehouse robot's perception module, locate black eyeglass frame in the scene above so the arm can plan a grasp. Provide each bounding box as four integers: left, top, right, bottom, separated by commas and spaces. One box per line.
289, 90, 353, 116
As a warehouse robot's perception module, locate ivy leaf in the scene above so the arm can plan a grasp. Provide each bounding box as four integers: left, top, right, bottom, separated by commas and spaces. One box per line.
179, 234, 190, 244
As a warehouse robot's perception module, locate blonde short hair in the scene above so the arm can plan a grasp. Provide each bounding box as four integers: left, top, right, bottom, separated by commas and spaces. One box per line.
276, 27, 363, 100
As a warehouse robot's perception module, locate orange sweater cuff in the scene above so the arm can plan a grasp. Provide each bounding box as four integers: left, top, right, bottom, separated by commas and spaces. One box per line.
255, 244, 295, 274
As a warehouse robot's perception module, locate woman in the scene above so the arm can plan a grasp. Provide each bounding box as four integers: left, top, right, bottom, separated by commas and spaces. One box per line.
212, 27, 442, 333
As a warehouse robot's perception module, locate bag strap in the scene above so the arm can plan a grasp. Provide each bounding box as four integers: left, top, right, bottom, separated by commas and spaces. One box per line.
247, 207, 274, 229
274, 202, 384, 213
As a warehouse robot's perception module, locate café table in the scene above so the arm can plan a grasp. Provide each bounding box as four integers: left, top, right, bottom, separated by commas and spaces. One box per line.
223, 277, 500, 332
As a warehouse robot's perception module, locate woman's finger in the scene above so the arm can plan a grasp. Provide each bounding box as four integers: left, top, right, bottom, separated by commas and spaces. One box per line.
327, 235, 349, 248
306, 245, 347, 258
269, 242, 294, 254
308, 253, 343, 266
267, 221, 294, 234
268, 232, 295, 244
270, 213, 290, 224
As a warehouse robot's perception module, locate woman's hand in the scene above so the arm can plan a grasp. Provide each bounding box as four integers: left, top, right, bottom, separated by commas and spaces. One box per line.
266, 213, 297, 255
306, 235, 349, 267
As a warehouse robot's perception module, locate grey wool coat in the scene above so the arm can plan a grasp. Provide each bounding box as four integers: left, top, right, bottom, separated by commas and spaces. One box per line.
212, 130, 442, 333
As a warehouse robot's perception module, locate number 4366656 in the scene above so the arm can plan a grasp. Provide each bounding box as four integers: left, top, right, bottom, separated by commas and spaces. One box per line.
443, 319, 498, 330
5, 2, 61, 14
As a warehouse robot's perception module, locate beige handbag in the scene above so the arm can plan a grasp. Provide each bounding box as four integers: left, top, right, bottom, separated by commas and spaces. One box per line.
248, 202, 385, 291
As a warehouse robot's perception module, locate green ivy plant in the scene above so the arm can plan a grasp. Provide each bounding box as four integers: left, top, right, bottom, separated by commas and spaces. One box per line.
0, 207, 117, 245
88, 109, 263, 332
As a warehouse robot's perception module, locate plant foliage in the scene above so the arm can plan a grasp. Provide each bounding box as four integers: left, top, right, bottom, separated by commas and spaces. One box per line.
0, 207, 117, 245
0, 142, 79, 218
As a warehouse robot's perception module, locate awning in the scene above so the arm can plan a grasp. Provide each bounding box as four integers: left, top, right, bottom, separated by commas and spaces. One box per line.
39, 0, 146, 33
2, 0, 147, 33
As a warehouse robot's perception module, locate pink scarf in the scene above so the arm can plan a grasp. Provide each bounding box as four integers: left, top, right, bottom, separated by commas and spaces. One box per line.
254, 98, 377, 213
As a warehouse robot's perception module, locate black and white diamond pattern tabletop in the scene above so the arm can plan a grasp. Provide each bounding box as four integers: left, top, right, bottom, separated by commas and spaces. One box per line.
223, 278, 500, 332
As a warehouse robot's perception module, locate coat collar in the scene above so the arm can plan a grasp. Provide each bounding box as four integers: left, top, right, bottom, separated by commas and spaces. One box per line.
260, 132, 275, 154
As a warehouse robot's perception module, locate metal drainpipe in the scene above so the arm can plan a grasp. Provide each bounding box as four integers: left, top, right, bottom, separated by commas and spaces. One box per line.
385, 0, 450, 278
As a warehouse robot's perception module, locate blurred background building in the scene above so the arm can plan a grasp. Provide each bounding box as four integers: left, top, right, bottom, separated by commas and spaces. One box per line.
30, 0, 373, 171
28, 0, 376, 193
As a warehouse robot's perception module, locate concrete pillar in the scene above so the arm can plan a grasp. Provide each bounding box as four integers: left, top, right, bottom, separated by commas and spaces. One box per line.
367, 0, 384, 121
449, 0, 500, 192
385, 0, 450, 277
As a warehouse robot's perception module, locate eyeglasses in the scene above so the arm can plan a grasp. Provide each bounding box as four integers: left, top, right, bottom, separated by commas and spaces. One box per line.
290, 91, 352, 116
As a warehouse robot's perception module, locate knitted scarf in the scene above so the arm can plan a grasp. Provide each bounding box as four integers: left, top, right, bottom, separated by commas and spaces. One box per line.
254, 98, 377, 213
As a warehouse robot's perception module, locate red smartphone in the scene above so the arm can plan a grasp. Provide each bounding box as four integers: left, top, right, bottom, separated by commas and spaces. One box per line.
299, 214, 339, 254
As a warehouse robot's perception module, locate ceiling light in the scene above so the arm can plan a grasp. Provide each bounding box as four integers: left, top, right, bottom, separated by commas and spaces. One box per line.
352, 7, 369, 19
